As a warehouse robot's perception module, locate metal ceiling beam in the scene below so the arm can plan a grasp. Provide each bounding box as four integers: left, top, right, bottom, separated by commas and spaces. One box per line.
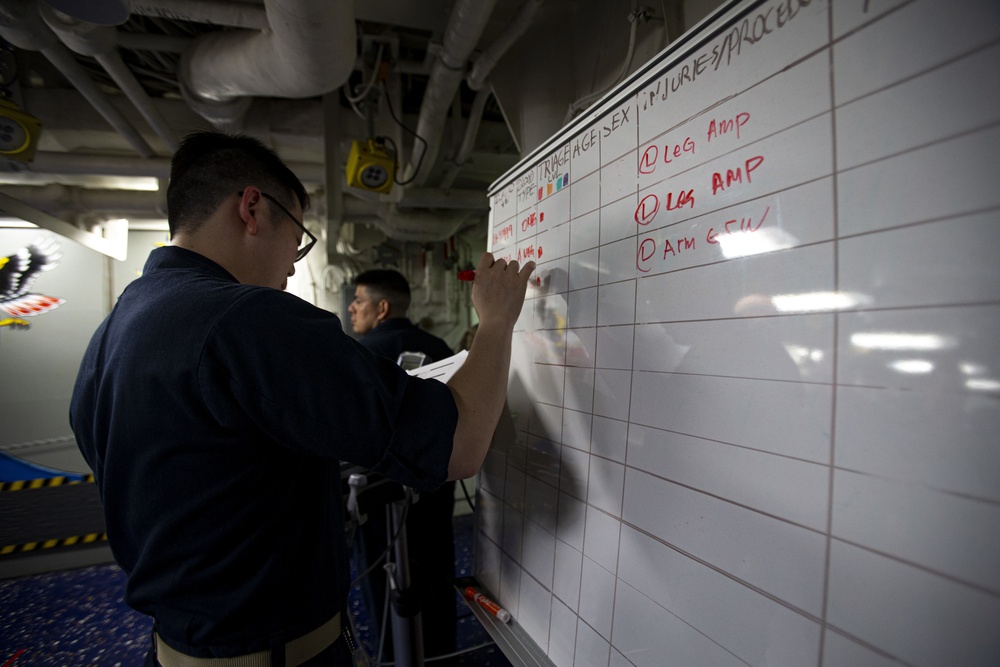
0, 191, 128, 260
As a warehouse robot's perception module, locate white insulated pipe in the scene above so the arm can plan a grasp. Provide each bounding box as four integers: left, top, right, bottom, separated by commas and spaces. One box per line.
466, 0, 544, 91
401, 0, 500, 187
179, 0, 356, 111
439, 89, 493, 189
127, 0, 270, 30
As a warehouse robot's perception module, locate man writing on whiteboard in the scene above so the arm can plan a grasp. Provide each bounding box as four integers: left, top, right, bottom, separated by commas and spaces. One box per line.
70, 131, 534, 666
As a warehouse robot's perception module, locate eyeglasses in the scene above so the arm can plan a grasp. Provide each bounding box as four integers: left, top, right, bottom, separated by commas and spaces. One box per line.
240, 190, 316, 262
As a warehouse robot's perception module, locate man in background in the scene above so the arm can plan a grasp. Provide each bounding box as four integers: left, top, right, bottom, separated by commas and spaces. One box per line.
349, 269, 453, 366
348, 269, 459, 664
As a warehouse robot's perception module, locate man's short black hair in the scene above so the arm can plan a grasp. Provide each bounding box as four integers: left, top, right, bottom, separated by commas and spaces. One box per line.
166, 132, 310, 237
354, 269, 411, 316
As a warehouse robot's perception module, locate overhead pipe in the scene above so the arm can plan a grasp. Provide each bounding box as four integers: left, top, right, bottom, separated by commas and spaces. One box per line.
40, 4, 180, 152
466, 0, 544, 91
127, 0, 270, 30
439, 89, 493, 189
0, 0, 157, 158
400, 0, 500, 187
178, 0, 356, 127
0, 190, 128, 260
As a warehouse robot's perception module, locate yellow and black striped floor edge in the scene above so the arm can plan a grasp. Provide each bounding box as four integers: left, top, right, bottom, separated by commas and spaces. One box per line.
0, 473, 95, 493
0, 473, 106, 561
1, 532, 108, 557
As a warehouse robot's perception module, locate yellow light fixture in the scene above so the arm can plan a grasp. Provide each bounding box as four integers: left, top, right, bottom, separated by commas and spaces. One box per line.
345, 139, 394, 194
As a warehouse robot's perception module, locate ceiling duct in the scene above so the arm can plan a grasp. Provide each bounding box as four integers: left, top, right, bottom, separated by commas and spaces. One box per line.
177, 0, 356, 127
400, 0, 500, 187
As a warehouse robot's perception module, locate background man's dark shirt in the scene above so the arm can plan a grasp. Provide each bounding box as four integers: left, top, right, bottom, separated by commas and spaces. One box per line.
359, 318, 454, 366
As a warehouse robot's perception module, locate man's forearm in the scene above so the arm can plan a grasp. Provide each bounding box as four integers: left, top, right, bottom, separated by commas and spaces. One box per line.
446, 322, 514, 480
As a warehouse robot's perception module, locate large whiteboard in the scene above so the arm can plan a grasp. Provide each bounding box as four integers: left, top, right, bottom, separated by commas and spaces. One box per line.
480, 0, 1000, 665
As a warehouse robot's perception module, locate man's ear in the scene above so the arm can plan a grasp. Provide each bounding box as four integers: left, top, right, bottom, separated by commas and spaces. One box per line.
237, 187, 263, 235
376, 299, 391, 322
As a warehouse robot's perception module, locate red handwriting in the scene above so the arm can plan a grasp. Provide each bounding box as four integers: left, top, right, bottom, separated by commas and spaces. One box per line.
636, 234, 697, 272
633, 154, 765, 228
706, 206, 769, 244
635, 194, 659, 226
638, 137, 696, 175
636, 205, 770, 272
522, 212, 537, 232
518, 244, 539, 262
665, 189, 695, 211
707, 112, 750, 142
633, 187, 694, 227
711, 156, 764, 195
492, 224, 513, 247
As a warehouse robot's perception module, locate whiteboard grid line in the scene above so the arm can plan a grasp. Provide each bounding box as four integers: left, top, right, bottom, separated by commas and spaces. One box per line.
829, 463, 1000, 508
635, 44, 832, 151
611, 579, 754, 667
816, 10, 840, 667
819, 8, 839, 656
835, 118, 1000, 176
625, 465, 828, 535
541, 365, 834, 387
586, 120, 616, 667
833, 0, 920, 43
543, 417, 826, 467
617, 518, 825, 623
820, 623, 918, 667
831, 30, 1000, 109
827, 535, 1000, 600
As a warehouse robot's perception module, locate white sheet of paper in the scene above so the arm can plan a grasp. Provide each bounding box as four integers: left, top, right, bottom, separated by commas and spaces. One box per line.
406, 349, 468, 383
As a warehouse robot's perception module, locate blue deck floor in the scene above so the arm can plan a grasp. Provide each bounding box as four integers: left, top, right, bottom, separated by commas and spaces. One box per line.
0, 513, 511, 667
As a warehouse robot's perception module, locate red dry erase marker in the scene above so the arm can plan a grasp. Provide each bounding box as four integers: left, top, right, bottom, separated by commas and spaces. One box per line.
457, 270, 476, 281
464, 586, 511, 623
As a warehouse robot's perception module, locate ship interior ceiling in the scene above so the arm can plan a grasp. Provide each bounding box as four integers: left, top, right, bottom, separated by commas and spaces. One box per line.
0, 0, 697, 331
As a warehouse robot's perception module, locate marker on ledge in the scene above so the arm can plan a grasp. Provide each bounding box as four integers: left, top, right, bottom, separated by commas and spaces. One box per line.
464, 586, 511, 623
457, 270, 476, 281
